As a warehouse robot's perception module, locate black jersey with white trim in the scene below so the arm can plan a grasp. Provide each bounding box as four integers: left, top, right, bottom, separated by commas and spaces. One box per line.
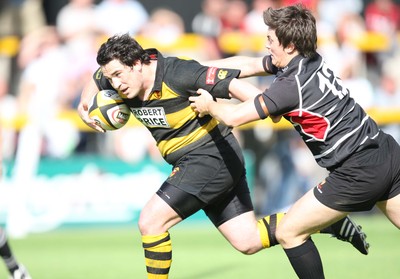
93, 49, 241, 164
255, 54, 380, 168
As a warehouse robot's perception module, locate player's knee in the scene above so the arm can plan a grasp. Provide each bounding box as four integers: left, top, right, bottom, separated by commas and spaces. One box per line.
230, 240, 261, 255
137, 216, 149, 235
275, 224, 304, 248
275, 225, 290, 246
138, 214, 160, 235
235, 244, 257, 255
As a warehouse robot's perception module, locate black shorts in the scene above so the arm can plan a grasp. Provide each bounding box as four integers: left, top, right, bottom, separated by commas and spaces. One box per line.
314, 133, 400, 212
156, 134, 254, 227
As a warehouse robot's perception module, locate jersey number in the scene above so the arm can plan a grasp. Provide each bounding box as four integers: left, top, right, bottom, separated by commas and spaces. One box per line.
317, 63, 349, 99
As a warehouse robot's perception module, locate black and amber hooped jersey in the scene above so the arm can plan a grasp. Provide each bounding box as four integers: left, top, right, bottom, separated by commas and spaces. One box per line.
93, 49, 241, 164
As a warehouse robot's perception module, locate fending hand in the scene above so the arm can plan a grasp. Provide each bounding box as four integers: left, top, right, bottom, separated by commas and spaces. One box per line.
77, 102, 106, 133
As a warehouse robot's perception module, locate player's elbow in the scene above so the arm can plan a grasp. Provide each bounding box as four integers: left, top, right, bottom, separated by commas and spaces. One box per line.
224, 119, 239, 128
222, 115, 247, 128
231, 242, 260, 255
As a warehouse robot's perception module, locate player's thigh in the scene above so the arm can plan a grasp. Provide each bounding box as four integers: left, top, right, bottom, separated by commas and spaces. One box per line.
208, 176, 258, 253
277, 189, 346, 247
217, 211, 262, 253
204, 174, 253, 227
376, 194, 400, 229
138, 193, 183, 235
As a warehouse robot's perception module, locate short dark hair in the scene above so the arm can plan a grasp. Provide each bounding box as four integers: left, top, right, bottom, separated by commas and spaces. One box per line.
96, 33, 151, 66
263, 5, 317, 58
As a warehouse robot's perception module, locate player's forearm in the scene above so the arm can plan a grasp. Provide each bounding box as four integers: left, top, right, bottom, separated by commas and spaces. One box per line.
208, 100, 257, 127
228, 78, 262, 101
202, 56, 267, 78
207, 101, 236, 126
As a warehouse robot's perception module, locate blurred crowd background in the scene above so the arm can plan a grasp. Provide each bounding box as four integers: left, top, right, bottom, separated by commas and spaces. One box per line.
1, 0, 400, 217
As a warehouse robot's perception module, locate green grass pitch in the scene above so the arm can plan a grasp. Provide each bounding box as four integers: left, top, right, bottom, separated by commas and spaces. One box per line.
0, 214, 399, 278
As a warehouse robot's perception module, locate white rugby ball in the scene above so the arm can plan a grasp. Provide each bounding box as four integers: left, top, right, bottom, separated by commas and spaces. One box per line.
88, 89, 131, 131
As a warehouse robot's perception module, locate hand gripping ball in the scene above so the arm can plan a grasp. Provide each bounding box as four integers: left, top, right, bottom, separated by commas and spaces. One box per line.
88, 89, 131, 131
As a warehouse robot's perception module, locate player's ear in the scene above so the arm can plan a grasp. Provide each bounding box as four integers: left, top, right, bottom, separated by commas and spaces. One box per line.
132, 60, 142, 72
285, 42, 296, 54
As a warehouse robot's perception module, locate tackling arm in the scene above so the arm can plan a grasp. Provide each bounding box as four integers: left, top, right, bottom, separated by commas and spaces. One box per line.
227, 77, 282, 123
228, 78, 262, 101
190, 89, 264, 127
201, 56, 268, 78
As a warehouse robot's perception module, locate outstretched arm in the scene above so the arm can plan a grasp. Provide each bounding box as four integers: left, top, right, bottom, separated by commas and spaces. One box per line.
228, 78, 262, 101
201, 56, 268, 78
77, 79, 105, 132
190, 76, 283, 125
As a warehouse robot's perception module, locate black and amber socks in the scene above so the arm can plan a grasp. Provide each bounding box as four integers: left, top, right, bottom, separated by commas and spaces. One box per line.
142, 232, 172, 279
257, 212, 285, 248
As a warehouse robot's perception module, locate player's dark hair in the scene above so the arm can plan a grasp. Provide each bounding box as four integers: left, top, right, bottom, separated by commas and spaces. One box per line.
263, 5, 317, 58
96, 33, 151, 66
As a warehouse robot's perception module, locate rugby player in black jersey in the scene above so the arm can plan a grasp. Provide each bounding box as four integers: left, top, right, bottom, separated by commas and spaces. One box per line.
78, 33, 369, 279
190, 4, 400, 279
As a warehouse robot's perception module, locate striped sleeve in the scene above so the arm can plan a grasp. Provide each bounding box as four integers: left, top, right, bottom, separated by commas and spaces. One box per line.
254, 94, 268, 119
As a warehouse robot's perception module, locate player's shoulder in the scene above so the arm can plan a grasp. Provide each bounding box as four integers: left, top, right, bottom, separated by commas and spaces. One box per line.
166, 55, 201, 69
164, 56, 203, 79
92, 68, 113, 90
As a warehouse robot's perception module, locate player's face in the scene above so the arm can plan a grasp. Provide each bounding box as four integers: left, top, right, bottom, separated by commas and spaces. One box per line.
101, 59, 143, 99
265, 29, 292, 68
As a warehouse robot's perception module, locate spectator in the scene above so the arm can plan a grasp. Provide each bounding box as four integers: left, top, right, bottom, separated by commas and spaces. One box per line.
192, 0, 227, 60
245, 0, 282, 35
375, 51, 400, 107
55, 0, 100, 109
220, 0, 248, 33
56, 0, 99, 43
282, 0, 317, 11
0, 0, 46, 93
318, 0, 363, 31
219, 0, 249, 57
0, 0, 45, 37
374, 50, 400, 142
364, 0, 400, 73
0, 76, 17, 161
192, 0, 226, 38
15, 26, 79, 169
328, 12, 374, 109
94, 0, 149, 36
365, 0, 400, 36
139, 7, 185, 47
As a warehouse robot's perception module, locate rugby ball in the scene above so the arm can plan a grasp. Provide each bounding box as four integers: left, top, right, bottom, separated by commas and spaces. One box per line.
88, 89, 131, 131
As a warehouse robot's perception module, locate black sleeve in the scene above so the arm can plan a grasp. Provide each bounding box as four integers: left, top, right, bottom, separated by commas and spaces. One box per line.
254, 94, 268, 119
92, 67, 114, 90
199, 66, 241, 98
262, 77, 299, 116
166, 58, 241, 99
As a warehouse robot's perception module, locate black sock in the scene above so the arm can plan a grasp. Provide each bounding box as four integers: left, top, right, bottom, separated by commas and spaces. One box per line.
284, 238, 325, 279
